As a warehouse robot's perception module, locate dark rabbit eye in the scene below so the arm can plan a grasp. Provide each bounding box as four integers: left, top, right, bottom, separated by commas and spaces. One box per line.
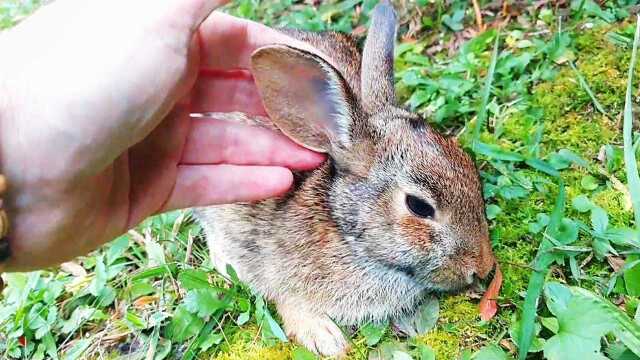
405, 195, 435, 219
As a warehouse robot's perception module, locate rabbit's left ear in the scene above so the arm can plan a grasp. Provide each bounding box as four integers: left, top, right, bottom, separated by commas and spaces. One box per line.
251, 45, 356, 153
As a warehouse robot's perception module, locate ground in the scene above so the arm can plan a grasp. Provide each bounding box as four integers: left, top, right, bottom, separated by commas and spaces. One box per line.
1, 0, 640, 359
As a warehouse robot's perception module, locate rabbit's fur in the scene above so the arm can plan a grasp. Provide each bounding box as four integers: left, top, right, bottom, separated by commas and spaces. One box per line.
195, 1, 495, 356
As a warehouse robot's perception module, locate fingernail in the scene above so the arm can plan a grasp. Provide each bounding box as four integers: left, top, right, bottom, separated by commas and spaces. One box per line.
0, 239, 10, 263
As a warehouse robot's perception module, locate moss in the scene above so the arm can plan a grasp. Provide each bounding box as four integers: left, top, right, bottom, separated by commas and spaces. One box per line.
592, 188, 633, 227
534, 23, 634, 125
438, 296, 488, 345
410, 295, 494, 358
439, 296, 482, 323
344, 338, 370, 360
543, 113, 617, 158
211, 326, 292, 360
573, 23, 638, 112
207, 323, 372, 360
418, 330, 461, 359
491, 190, 550, 299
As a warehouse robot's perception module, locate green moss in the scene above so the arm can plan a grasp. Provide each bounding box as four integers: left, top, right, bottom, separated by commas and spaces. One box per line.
544, 113, 616, 158
207, 323, 371, 360
418, 330, 461, 359
212, 326, 292, 360
592, 188, 633, 227
491, 190, 548, 298
412, 295, 493, 358
440, 296, 482, 322
534, 24, 632, 126
573, 24, 637, 112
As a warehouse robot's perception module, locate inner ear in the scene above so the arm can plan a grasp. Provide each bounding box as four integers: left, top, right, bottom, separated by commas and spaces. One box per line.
251, 45, 356, 153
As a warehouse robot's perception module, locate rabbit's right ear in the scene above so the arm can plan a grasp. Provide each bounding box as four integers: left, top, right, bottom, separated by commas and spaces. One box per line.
361, 0, 397, 112
251, 45, 356, 153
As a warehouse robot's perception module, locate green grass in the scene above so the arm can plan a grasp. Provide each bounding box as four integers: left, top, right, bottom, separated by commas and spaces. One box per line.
3, 0, 640, 359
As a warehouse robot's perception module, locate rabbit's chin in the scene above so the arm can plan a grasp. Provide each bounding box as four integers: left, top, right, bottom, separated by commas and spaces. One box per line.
424, 283, 470, 295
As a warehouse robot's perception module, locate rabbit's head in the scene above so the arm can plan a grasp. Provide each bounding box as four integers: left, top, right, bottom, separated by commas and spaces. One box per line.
250, 1, 495, 292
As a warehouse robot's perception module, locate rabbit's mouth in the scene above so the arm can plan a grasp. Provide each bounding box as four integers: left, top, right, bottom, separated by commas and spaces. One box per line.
431, 264, 500, 297
425, 270, 480, 294
429, 280, 476, 295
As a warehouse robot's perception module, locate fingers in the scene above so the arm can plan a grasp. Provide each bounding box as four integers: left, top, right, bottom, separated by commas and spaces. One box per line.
193, 12, 330, 114
191, 70, 267, 115
162, 165, 294, 211
181, 118, 326, 170
197, 12, 318, 70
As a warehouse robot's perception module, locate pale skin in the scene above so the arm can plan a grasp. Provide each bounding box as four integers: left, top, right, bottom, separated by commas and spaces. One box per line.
0, 0, 325, 271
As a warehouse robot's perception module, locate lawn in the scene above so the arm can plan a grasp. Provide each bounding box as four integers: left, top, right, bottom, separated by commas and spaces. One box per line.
2, 0, 640, 359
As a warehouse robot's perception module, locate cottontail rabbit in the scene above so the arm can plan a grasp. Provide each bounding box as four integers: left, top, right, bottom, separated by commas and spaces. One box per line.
195, 1, 495, 357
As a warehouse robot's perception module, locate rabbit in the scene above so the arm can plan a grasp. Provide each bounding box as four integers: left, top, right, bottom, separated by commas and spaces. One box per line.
195, 1, 495, 357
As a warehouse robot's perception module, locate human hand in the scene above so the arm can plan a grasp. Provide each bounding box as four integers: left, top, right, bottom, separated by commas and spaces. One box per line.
0, 0, 325, 271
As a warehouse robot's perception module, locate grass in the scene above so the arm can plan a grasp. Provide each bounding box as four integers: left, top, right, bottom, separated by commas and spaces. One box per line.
623, 16, 640, 231
2, 0, 640, 359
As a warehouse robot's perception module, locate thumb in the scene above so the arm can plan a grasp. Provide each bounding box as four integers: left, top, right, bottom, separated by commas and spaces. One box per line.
175, 0, 230, 31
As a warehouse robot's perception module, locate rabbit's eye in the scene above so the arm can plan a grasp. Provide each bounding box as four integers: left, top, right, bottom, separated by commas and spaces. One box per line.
405, 195, 435, 219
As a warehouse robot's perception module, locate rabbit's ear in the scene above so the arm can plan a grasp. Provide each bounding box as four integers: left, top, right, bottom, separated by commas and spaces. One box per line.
251, 45, 356, 153
361, 0, 397, 112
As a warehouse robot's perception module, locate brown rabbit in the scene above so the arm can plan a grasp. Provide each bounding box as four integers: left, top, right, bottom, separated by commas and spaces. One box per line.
195, 1, 495, 357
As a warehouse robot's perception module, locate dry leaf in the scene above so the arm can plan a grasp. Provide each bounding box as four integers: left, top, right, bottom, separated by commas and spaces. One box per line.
60, 261, 87, 277
479, 264, 503, 321
597, 145, 607, 164
133, 295, 159, 309
607, 255, 625, 272
128, 229, 146, 246
500, 338, 517, 353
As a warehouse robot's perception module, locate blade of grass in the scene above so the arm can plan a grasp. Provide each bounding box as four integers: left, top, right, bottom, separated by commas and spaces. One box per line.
474, 141, 525, 161
472, 32, 500, 147
517, 182, 566, 359
624, 15, 640, 231
569, 61, 607, 116
525, 158, 561, 177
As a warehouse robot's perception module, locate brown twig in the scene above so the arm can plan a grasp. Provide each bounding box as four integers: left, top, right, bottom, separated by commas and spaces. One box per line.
184, 230, 194, 265
472, 0, 485, 31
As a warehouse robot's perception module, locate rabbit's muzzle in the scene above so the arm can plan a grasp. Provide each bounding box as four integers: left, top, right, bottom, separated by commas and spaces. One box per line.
427, 237, 496, 292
